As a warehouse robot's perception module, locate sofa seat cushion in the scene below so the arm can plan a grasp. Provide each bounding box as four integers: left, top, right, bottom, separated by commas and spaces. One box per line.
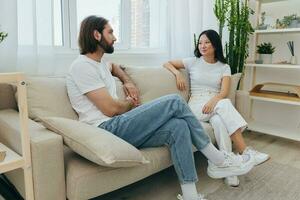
41, 117, 148, 168
63, 122, 215, 200
64, 146, 173, 200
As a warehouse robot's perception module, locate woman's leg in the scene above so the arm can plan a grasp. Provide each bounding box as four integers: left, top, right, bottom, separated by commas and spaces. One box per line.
213, 98, 269, 165
213, 98, 247, 152
209, 114, 240, 186
230, 129, 247, 153
209, 114, 232, 152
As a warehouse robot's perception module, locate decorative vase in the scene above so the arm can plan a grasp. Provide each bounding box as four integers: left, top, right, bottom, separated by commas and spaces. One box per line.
290, 56, 297, 65
259, 54, 272, 64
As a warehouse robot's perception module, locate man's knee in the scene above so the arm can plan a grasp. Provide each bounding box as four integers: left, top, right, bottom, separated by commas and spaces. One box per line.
168, 119, 190, 140
165, 94, 186, 104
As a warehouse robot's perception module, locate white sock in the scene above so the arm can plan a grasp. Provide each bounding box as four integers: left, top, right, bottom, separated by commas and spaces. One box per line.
200, 143, 225, 165
180, 182, 198, 200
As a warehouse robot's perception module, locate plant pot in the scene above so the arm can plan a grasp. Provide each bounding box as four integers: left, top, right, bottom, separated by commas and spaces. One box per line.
259, 54, 272, 64
289, 20, 299, 28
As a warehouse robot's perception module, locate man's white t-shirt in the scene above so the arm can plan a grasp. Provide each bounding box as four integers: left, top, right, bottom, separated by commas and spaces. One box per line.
182, 56, 231, 95
66, 55, 118, 126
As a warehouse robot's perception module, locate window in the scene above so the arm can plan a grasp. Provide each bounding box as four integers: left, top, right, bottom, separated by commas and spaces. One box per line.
52, 0, 167, 51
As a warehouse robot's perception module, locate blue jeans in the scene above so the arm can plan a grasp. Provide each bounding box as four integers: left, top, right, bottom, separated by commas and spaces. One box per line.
99, 94, 210, 184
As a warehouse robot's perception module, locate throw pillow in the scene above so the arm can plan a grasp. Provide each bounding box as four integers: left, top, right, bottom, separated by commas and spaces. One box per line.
228, 73, 242, 106
41, 117, 149, 168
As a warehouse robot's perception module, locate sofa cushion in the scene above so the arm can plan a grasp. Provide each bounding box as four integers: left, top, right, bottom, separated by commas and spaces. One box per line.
228, 73, 242, 106
41, 117, 149, 168
26, 77, 78, 121
124, 67, 190, 103
0, 83, 17, 110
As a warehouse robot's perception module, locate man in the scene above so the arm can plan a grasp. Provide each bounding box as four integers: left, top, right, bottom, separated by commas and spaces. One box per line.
66, 15, 254, 200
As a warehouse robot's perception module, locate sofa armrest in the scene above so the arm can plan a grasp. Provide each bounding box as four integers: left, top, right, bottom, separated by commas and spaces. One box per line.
0, 109, 65, 200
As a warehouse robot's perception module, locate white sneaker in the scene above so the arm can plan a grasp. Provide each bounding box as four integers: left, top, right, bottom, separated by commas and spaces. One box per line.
207, 151, 254, 179
177, 193, 207, 200
243, 147, 270, 166
224, 176, 240, 187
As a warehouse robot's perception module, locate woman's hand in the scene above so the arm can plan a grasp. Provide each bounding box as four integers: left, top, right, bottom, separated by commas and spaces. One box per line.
202, 98, 219, 114
175, 73, 187, 91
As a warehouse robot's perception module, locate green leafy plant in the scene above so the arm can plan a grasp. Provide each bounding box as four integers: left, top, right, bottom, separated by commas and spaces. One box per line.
256, 42, 275, 54
214, 0, 254, 74
281, 14, 300, 27
0, 32, 8, 43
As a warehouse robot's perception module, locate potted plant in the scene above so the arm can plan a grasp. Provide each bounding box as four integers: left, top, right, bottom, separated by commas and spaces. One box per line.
214, 0, 254, 74
256, 42, 275, 64
257, 12, 268, 30
282, 14, 300, 28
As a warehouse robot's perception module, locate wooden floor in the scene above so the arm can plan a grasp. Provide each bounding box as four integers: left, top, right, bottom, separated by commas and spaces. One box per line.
94, 131, 300, 200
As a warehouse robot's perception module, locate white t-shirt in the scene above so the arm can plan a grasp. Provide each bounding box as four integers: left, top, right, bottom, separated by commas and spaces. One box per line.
182, 57, 231, 95
66, 55, 118, 126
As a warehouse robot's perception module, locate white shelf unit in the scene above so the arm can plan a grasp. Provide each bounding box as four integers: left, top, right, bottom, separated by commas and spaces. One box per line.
245, 63, 300, 69
248, 120, 300, 141
255, 28, 300, 34
246, 0, 300, 140
0, 73, 34, 200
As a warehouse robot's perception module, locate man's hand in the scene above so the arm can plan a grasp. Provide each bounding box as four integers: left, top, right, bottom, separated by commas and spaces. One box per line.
123, 82, 140, 106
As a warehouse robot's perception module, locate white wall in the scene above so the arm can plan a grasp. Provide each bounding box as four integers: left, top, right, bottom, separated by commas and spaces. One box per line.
0, 0, 17, 72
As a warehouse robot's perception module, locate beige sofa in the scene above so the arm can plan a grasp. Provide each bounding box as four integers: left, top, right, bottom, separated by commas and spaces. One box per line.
0, 67, 238, 200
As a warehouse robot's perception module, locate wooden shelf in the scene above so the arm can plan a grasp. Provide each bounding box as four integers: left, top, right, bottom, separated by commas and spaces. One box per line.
249, 82, 300, 105
248, 120, 300, 141
0, 143, 24, 174
0, 73, 34, 199
245, 63, 300, 69
254, 28, 300, 34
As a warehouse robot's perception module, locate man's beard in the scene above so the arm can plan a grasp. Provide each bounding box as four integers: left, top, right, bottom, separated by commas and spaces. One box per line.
98, 38, 114, 54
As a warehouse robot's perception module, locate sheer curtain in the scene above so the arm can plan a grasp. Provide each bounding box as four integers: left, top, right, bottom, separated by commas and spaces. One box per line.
0, 0, 18, 73
168, 0, 217, 59
17, 0, 73, 75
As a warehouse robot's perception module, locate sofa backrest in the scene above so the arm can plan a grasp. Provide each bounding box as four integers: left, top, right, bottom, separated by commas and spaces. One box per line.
124, 67, 190, 103
0, 83, 17, 110
25, 67, 189, 122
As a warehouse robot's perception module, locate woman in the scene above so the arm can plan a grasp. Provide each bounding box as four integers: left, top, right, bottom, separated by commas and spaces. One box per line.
164, 29, 269, 187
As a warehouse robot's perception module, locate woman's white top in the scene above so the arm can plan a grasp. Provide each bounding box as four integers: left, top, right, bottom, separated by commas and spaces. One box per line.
182, 57, 231, 121
182, 56, 231, 95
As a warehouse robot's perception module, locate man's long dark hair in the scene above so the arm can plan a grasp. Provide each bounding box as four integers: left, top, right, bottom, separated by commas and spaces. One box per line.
194, 29, 227, 64
78, 15, 108, 54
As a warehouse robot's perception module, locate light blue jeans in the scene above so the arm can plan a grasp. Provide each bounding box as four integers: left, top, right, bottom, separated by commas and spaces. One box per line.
99, 94, 210, 184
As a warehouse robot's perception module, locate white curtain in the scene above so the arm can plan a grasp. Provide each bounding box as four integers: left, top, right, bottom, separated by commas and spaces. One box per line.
168, 0, 217, 59
0, 0, 18, 73
16, 0, 74, 75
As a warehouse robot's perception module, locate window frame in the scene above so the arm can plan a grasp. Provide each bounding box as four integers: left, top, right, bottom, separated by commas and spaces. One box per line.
57, 0, 168, 53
